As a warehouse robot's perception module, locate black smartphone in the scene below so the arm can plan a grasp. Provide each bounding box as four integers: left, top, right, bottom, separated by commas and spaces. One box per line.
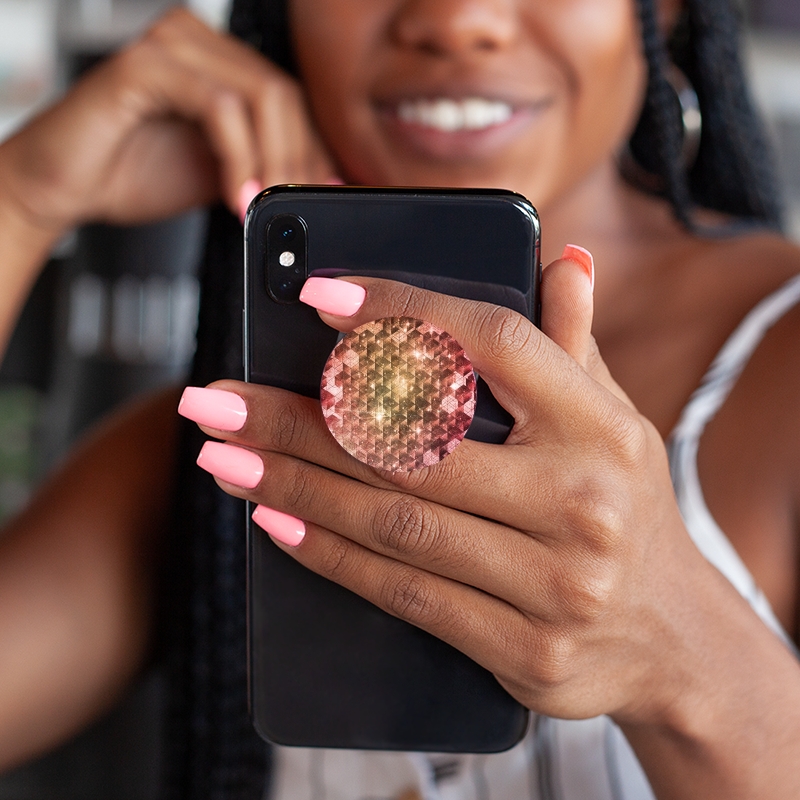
244, 185, 540, 753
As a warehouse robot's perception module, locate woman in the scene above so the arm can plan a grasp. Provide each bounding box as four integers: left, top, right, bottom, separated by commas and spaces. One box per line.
0, 0, 798, 797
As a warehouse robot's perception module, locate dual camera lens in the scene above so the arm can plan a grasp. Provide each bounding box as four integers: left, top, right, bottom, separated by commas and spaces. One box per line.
266, 214, 307, 303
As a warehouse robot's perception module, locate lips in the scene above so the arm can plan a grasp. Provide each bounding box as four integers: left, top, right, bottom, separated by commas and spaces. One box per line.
377, 92, 549, 161
371, 75, 553, 162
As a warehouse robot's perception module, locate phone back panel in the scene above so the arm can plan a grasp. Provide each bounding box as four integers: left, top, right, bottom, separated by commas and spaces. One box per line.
245, 187, 539, 752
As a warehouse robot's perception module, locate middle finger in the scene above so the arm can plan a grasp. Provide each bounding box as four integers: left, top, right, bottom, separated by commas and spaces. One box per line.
195, 379, 582, 538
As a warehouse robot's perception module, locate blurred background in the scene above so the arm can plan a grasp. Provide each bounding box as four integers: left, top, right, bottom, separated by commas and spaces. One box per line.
0, 0, 797, 796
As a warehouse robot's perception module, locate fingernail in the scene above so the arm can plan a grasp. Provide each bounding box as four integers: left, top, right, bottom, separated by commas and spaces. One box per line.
561, 244, 595, 293
299, 277, 366, 316
252, 505, 306, 547
178, 387, 247, 431
325, 176, 345, 185
197, 441, 263, 488
238, 178, 262, 223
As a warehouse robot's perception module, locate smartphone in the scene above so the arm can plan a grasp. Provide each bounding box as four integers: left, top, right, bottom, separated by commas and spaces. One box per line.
244, 185, 540, 753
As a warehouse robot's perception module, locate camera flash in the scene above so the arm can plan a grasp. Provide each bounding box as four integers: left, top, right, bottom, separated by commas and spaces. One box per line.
279, 251, 295, 267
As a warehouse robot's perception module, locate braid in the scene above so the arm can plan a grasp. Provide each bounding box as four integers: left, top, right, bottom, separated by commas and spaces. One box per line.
681, 0, 783, 225
630, 0, 695, 227
632, 0, 783, 229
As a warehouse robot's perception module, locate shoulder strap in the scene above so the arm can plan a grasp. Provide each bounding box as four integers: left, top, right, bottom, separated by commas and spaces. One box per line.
667, 273, 800, 646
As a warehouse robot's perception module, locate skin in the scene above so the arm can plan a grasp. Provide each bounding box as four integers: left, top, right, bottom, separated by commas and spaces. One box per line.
0, 0, 798, 797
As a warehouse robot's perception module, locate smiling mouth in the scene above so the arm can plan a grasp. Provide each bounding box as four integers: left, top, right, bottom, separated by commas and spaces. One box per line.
396, 97, 514, 132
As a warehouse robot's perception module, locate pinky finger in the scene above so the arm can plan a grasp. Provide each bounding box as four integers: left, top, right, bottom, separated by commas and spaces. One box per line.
260, 511, 532, 685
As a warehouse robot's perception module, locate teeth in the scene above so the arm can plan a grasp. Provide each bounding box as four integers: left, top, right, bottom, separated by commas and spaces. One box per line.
397, 98, 513, 132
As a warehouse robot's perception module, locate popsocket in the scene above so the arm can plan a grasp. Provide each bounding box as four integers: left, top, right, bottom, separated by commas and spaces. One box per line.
321, 317, 476, 471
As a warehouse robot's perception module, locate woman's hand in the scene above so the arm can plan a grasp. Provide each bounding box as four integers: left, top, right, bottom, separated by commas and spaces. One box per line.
181, 256, 800, 796
0, 7, 336, 237
182, 255, 707, 725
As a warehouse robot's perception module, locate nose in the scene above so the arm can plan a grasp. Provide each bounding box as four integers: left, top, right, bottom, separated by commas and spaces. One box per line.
391, 0, 518, 57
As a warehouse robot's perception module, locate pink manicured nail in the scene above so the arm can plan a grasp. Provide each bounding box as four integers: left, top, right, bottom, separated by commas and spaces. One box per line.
252, 505, 306, 547
178, 387, 247, 431
197, 441, 263, 488
299, 277, 366, 316
238, 179, 262, 223
561, 244, 595, 293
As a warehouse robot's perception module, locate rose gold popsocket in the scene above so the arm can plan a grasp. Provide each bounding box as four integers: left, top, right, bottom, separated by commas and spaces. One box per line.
321, 317, 476, 471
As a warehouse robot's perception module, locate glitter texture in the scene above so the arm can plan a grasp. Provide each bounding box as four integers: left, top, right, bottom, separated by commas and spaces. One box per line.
321, 317, 476, 471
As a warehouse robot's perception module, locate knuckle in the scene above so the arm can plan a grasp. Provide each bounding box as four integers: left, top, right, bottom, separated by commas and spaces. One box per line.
531, 630, 576, 688
316, 535, 351, 582
561, 478, 628, 553
143, 9, 184, 45
374, 495, 438, 558
383, 570, 442, 626
281, 460, 316, 514
111, 40, 150, 80
270, 399, 307, 452
391, 281, 420, 320
601, 404, 649, 472
479, 305, 538, 363
162, 6, 199, 32
559, 557, 619, 623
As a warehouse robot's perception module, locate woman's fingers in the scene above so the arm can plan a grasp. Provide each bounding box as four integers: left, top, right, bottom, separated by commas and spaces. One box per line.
141, 9, 336, 192
195, 437, 570, 620
302, 274, 627, 437
540, 248, 635, 407
272, 522, 537, 692
179, 380, 632, 543
109, 44, 258, 214
0, 7, 336, 231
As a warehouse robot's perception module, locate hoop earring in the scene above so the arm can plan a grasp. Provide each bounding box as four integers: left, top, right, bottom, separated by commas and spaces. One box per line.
619, 64, 702, 193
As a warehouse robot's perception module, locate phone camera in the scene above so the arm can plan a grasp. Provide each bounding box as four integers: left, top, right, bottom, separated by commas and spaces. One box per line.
266, 214, 308, 303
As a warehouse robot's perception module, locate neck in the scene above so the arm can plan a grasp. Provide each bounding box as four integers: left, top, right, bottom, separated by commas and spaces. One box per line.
539, 159, 685, 266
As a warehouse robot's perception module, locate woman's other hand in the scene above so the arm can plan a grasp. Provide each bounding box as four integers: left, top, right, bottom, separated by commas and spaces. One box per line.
0, 7, 337, 237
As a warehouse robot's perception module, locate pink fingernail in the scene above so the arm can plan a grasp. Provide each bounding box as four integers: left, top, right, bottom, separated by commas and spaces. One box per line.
179, 387, 247, 431
196, 441, 263, 488
325, 176, 345, 185
238, 179, 262, 223
299, 277, 366, 317
252, 505, 306, 547
561, 244, 595, 293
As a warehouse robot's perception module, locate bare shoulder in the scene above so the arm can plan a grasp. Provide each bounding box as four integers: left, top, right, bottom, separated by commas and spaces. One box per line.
699, 228, 800, 296
700, 229, 800, 452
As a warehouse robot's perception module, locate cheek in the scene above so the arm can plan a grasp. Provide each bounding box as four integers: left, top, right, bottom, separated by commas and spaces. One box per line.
564, 0, 647, 155
289, 1, 378, 147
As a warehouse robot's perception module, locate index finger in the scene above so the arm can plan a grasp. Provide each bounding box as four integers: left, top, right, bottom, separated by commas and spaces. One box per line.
299, 275, 603, 431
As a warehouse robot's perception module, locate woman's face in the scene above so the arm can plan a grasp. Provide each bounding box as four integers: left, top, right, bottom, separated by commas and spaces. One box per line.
289, 0, 650, 211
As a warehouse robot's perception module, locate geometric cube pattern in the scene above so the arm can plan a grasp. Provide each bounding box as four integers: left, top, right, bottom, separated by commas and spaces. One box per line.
321, 317, 476, 471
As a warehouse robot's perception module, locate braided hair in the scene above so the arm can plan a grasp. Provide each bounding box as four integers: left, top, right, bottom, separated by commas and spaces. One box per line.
161, 2, 783, 799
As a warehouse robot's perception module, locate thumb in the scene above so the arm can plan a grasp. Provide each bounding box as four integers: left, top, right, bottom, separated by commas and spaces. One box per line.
542, 245, 635, 408
540, 244, 595, 367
